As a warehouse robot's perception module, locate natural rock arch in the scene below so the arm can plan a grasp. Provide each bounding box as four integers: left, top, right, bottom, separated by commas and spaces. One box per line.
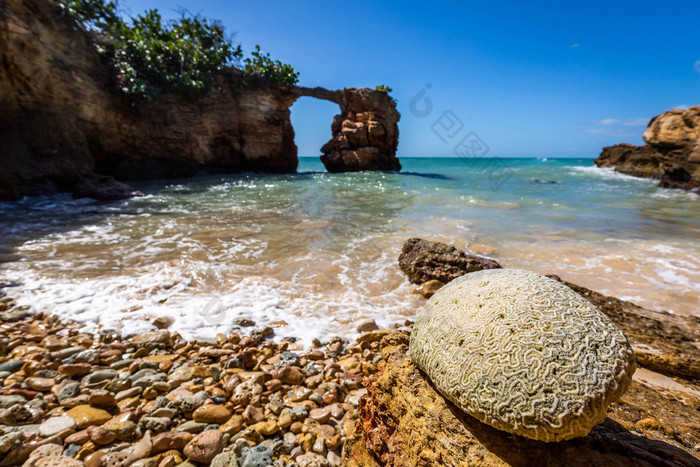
290, 86, 401, 172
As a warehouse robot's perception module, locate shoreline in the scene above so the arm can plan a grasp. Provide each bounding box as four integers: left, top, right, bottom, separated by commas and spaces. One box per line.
2, 248, 700, 465
0, 290, 398, 466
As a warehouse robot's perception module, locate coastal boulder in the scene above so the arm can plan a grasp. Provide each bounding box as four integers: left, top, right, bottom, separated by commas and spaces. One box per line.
319, 88, 401, 172
398, 238, 501, 285
409, 268, 636, 442
594, 106, 700, 191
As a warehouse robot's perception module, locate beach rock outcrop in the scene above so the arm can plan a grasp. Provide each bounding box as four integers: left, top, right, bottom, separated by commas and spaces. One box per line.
594, 106, 700, 192
398, 238, 501, 284
409, 269, 636, 442
344, 331, 700, 466
318, 88, 401, 172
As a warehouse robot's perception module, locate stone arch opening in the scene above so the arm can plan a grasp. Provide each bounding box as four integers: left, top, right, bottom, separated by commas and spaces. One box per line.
290, 97, 340, 171
289, 86, 401, 173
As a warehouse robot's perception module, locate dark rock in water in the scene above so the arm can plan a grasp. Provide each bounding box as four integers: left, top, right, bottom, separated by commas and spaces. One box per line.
533, 179, 558, 184
594, 106, 700, 192
398, 238, 500, 285
72, 175, 143, 201
344, 331, 700, 466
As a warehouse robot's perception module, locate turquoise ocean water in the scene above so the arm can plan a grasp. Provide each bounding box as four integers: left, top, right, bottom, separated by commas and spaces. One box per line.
0, 157, 697, 344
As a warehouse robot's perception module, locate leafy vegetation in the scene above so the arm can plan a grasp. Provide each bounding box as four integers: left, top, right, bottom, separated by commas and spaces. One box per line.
243, 45, 300, 87
375, 84, 393, 93
54, 0, 298, 98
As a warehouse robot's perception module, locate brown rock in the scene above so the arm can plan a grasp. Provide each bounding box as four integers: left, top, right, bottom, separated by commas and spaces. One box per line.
64, 429, 90, 445
310, 87, 401, 172
25, 376, 54, 392
308, 407, 332, 423
219, 414, 244, 435
412, 279, 445, 298
183, 430, 223, 464
274, 364, 305, 385
64, 405, 112, 429
343, 331, 700, 466
398, 238, 501, 285
594, 106, 700, 192
58, 363, 92, 377
356, 319, 378, 333
88, 390, 117, 408
192, 404, 232, 424
153, 316, 175, 329
86, 425, 115, 445
152, 431, 193, 453
252, 420, 280, 435
242, 405, 264, 425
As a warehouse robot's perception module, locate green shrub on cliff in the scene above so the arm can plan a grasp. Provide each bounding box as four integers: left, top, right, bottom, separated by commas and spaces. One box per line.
243, 45, 299, 87
375, 84, 393, 93
111, 10, 241, 97
54, 0, 298, 98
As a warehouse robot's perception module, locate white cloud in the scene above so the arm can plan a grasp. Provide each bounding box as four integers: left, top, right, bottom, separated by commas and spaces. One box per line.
674, 104, 690, 110
695, 60, 700, 73
592, 118, 648, 127
570, 43, 580, 48
583, 128, 635, 136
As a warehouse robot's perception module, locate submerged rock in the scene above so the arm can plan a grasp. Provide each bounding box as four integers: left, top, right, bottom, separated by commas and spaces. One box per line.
409, 268, 636, 442
398, 238, 501, 285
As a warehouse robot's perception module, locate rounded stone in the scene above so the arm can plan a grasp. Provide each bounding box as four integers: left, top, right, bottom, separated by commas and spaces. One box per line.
408, 268, 636, 442
87, 425, 116, 445
192, 404, 232, 424
64, 405, 112, 429
183, 429, 223, 463
39, 416, 76, 437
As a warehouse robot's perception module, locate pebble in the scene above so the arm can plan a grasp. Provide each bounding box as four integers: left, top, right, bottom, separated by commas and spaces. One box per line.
183, 429, 223, 463
139, 416, 172, 433
0, 302, 382, 467
308, 407, 332, 423
64, 405, 112, 429
152, 430, 193, 452
25, 376, 54, 392
296, 451, 330, 467
87, 425, 116, 445
38, 416, 76, 437
192, 404, 232, 424
356, 318, 378, 332
82, 369, 118, 384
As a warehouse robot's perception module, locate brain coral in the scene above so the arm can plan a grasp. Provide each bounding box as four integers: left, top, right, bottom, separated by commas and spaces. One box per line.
409, 268, 636, 442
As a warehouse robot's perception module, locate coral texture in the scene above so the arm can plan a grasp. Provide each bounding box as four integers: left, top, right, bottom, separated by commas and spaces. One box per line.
344, 331, 700, 466
409, 268, 636, 442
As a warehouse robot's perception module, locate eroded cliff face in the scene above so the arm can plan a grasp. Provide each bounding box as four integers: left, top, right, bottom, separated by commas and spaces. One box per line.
320, 89, 401, 172
0, 0, 300, 200
594, 107, 700, 192
0, 0, 401, 201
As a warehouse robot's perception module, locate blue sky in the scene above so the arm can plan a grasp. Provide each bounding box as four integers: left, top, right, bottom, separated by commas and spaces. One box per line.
120, 0, 700, 158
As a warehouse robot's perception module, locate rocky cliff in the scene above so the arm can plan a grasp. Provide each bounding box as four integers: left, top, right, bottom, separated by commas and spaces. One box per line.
0, 0, 400, 201
594, 107, 700, 192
